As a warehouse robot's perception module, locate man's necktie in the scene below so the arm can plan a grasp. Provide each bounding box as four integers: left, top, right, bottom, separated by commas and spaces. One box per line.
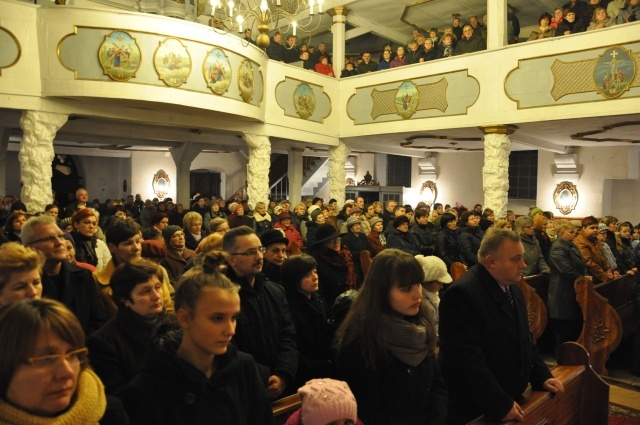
505, 287, 514, 306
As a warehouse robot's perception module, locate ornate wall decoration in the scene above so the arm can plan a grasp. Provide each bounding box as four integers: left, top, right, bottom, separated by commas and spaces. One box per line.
420, 180, 437, 206
152, 170, 170, 200
0, 27, 21, 76
293, 83, 316, 119
506, 44, 640, 108
98, 30, 142, 82
203, 48, 232, 95
371, 78, 447, 120
553, 181, 578, 215
153, 38, 192, 88
237, 59, 255, 102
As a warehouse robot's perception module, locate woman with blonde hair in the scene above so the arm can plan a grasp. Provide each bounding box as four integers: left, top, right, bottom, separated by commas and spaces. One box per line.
336, 249, 447, 425
0, 242, 44, 306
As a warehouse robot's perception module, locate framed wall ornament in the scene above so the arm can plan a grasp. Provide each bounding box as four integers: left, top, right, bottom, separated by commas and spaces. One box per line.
420, 180, 437, 206
237, 59, 255, 102
153, 38, 192, 88
98, 30, 142, 82
594, 46, 635, 99
203, 48, 232, 95
152, 170, 170, 200
294, 82, 316, 119
553, 181, 578, 215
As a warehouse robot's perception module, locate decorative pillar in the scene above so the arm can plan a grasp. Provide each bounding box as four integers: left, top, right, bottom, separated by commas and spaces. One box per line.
328, 6, 349, 78
479, 125, 518, 219
0, 127, 9, 197
287, 147, 304, 206
242, 133, 271, 210
18, 111, 68, 213
328, 140, 350, 207
486, 0, 507, 49
170, 143, 203, 208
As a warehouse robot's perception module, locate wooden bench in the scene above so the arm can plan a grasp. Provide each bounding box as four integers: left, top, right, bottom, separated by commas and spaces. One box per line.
273, 394, 301, 425
469, 342, 609, 425
574, 273, 638, 375
360, 249, 372, 277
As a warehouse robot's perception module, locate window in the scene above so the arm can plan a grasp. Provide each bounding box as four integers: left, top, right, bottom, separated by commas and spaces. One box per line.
387, 155, 411, 187
508, 151, 538, 200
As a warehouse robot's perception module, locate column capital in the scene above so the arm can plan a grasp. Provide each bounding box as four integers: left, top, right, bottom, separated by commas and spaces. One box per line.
479, 125, 518, 135
327, 6, 350, 17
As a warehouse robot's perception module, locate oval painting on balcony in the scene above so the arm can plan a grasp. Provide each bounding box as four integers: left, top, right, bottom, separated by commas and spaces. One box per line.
395, 81, 419, 119
294, 83, 316, 119
238, 59, 254, 102
98, 31, 141, 82
594, 46, 635, 99
154, 38, 192, 88
203, 48, 232, 95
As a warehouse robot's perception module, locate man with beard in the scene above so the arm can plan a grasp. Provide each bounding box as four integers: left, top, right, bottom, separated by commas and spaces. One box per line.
260, 229, 289, 284
573, 215, 616, 283
224, 226, 297, 399
440, 230, 563, 424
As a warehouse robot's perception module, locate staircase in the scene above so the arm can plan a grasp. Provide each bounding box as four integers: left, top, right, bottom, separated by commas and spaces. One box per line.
301, 157, 329, 196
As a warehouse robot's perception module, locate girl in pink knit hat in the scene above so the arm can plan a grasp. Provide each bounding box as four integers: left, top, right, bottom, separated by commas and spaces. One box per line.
285, 378, 364, 425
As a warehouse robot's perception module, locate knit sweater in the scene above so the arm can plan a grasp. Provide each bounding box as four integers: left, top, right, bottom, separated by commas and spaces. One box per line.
0, 369, 106, 425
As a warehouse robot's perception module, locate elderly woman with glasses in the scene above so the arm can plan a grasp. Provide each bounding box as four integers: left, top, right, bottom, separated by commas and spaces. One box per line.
0, 298, 127, 423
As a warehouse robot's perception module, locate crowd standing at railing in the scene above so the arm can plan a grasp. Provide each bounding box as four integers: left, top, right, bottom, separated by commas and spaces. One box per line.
1, 188, 639, 424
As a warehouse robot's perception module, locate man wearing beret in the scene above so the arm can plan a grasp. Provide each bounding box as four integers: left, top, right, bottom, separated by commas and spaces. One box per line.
260, 229, 289, 284
160, 225, 196, 288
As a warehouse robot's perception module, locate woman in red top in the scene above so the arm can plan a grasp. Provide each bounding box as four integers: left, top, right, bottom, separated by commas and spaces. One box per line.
314, 55, 335, 77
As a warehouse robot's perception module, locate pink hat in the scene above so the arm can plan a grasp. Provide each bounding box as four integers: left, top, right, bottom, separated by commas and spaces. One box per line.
299, 379, 357, 425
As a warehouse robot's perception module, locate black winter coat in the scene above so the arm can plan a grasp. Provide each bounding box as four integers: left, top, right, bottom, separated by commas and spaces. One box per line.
337, 338, 447, 425
311, 247, 349, 313
435, 229, 463, 270
409, 223, 436, 255
226, 268, 298, 385
119, 329, 274, 425
41, 261, 107, 335
547, 237, 587, 321
286, 291, 333, 389
342, 231, 370, 284
459, 226, 484, 266
183, 229, 208, 251
386, 227, 420, 255
87, 306, 166, 393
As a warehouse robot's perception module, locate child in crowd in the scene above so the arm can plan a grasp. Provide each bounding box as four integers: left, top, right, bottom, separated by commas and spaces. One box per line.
285, 379, 364, 425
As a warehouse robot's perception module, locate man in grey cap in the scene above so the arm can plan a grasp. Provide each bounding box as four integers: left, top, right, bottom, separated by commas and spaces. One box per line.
260, 229, 289, 284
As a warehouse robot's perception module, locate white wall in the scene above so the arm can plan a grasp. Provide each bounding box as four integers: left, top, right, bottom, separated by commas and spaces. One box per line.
353, 153, 375, 183
433, 152, 485, 209
130, 151, 177, 201
76, 156, 131, 202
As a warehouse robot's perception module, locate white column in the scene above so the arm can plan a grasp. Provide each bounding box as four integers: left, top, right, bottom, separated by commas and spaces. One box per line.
328, 140, 350, 207
480, 125, 517, 218
0, 127, 9, 197
486, 0, 507, 49
242, 133, 271, 210
328, 7, 349, 78
170, 143, 203, 207
18, 111, 68, 213
287, 147, 304, 206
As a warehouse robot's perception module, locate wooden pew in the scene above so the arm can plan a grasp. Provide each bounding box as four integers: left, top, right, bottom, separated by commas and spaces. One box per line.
523, 273, 549, 306
360, 249, 372, 277
469, 342, 609, 425
273, 394, 301, 425
574, 273, 638, 375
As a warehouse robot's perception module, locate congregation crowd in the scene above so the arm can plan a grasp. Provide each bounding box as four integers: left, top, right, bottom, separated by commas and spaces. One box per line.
0, 188, 638, 424
257, 0, 639, 79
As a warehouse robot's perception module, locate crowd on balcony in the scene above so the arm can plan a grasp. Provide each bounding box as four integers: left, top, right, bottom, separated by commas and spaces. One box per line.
257, 0, 638, 79
1, 185, 639, 423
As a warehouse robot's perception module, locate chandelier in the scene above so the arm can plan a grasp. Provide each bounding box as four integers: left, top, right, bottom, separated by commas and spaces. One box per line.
210, 0, 326, 49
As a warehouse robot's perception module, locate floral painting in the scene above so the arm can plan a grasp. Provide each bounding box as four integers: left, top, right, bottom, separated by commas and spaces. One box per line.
395, 81, 419, 119
294, 83, 316, 119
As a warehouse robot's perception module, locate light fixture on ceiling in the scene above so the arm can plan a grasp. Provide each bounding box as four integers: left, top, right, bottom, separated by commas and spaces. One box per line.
210, 0, 326, 49
553, 181, 578, 215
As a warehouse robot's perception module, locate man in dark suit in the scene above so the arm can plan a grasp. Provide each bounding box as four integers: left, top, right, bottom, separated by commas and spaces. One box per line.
439, 229, 563, 424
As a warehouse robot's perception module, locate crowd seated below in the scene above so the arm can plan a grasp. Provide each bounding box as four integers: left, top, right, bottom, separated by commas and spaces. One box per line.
1, 188, 639, 424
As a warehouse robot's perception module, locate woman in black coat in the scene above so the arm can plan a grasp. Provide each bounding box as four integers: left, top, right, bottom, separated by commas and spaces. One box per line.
458, 211, 484, 266
87, 258, 168, 394
336, 250, 447, 425
341, 217, 371, 285
547, 222, 588, 347
281, 255, 333, 390
435, 212, 464, 270
119, 252, 273, 425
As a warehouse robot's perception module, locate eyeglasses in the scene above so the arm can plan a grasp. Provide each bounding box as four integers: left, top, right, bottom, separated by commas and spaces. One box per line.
229, 246, 266, 256
24, 348, 89, 369
28, 233, 66, 245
